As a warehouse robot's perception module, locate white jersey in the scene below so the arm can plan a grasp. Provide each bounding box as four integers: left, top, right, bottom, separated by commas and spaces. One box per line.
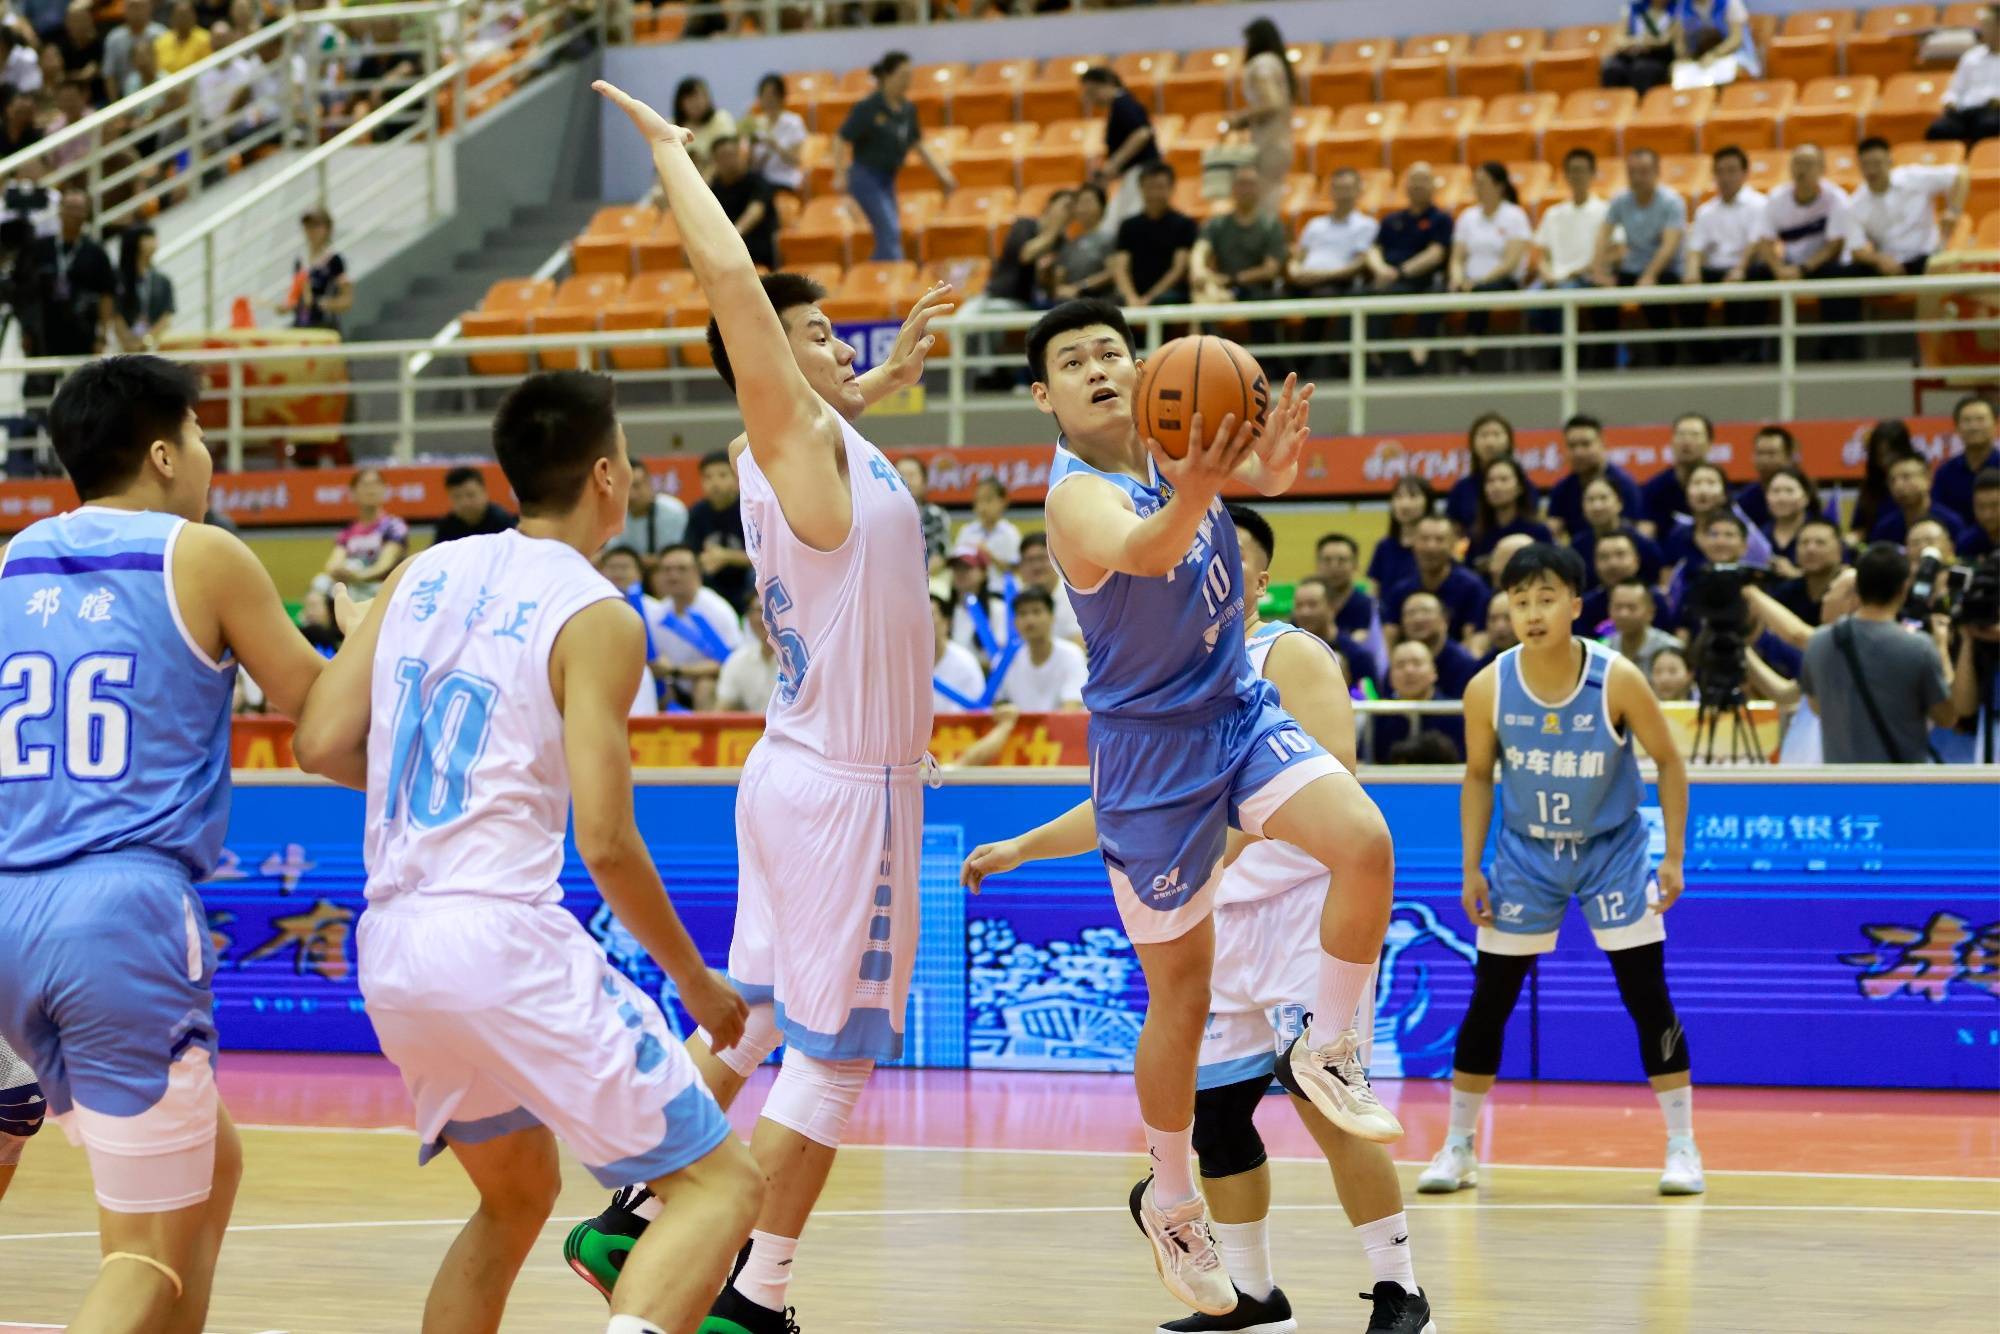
1216, 620, 1339, 907
363, 530, 621, 907
736, 415, 934, 766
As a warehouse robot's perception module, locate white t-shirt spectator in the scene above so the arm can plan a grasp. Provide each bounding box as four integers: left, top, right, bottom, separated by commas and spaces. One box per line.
653, 587, 743, 670
951, 595, 1017, 657
1532, 195, 1608, 284
1763, 181, 1851, 267
954, 518, 1023, 569
716, 639, 781, 712
996, 639, 1088, 711
620, 493, 690, 558
932, 641, 987, 712
747, 108, 808, 191
1846, 165, 1959, 264
1455, 201, 1532, 283
1686, 186, 1771, 271
1294, 210, 1378, 277
1943, 40, 2000, 110
197, 51, 263, 129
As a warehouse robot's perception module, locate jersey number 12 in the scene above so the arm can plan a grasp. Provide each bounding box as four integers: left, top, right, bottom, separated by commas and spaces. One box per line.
1536, 791, 1573, 827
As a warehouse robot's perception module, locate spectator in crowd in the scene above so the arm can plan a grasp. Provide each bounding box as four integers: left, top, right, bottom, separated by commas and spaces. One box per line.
1448, 161, 1531, 355
1681, 144, 1773, 362
1603, 577, 1683, 673
1370, 473, 1435, 594
1851, 418, 1918, 541
1640, 411, 1715, 537
616, 455, 689, 559
1964, 471, 2000, 559
1759, 464, 1821, 576
671, 76, 736, 181
1383, 512, 1492, 643
346, 15, 423, 145
1290, 574, 1377, 688
1531, 147, 1609, 306
707, 134, 778, 270
1288, 166, 1375, 373
1589, 147, 1685, 367
1446, 410, 1529, 531
29, 41, 62, 122
1232, 16, 1296, 217
0, 25, 38, 96
598, 547, 665, 718
0, 84, 41, 156
110, 222, 174, 351
1475, 588, 1519, 664
1934, 394, 1997, 522
195, 21, 265, 159
29, 187, 115, 358
896, 455, 950, 572
931, 592, 988, 711
1761, 144, 1856, 355
1370, 640, 1465, 763
1906, 517, 1960, 569
1468, 457, 1553, 577
954, 476, 1022, 579
836, 51, 951, 262
994, 586, 1087, 710
965, 188, 1072, 390
1047, 183, 1113, 301
1799, 543, 1957, 762
685, 447, 752, 610
1764, 517, 1848, 627
54, 2, 99, 87
1871, 454, 1970, 547
1848, 136, 1969, 280
1676, 515, 1795, 678
1110, 161, 1195, 308
296, 587, 342, 657
743, 72, 806, 198
1661, 461, 1753, 573
1014, 531, 1082, 643
1574, 479, 1667, 589
317, 467, 408, 599
432, 465, 515, 544
1681, 0, 1763, 81
1399, 589, 1481, 697
1578, 529, 1667, 631
117, 28, 160, 98
41, 77, 91, 169
1365, 161, 1452, 372
1314, 531, 1380, 658
101, 0, 163, 105
281, 206, 351, 331
1927, 3, 1999, 146
715, 591, 781, 713
946, 546, 1015, 671
651, 542, 744, 711
1081, 64, 1158, 237
1648, 644, 1695, 701
1735, 424, 1797, 529
154, 0, 210, 75
1546, 413, 1641, 541
1602, 0, 1681, 94
1191, 163, 1287, 305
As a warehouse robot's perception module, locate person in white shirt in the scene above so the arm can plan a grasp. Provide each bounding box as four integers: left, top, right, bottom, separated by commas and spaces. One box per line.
744, 72, 807, 196
1529, 146, 1611, 366
945, 546, 1016, 670
1681, 144, 1773, 362
1847, 136, 1971, 278
599, 546, 666, 718
931, 593, 988, 713
1928, 4, 2000, 147
1757, 144, 1858, 358
1014, 531, 1083, 645
714, 590, 781, 712
994, 587, 1088, 711
1449, 161, 1531, 357
953, 476, 1023, 583
1287, 166, 1377, 376
194, 22, 262, 150
648, 542, 744, 711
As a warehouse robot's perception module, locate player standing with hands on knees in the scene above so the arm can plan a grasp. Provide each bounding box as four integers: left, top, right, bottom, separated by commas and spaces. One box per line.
1418, 543, 1701, 1198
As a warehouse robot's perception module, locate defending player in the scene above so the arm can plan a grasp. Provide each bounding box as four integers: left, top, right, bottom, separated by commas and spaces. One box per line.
0, 356, 331, 1331
1416, 543, 1701, 1198
1025, 299, 1399, 1317
962, 506, 1439, 1334
291, 371, 763, 1334
0, 1033, 42, 1203
574, 83, 939, 1334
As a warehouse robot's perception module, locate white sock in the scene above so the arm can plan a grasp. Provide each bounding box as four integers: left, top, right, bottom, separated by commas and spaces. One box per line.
1308, 953, 1374, 1046
1447, 1087, 1485, 1144
1143, 1119, 1198, 1207
731, 1230, 799, 1311
1657, 1086, 1694, 1140
630, 1189, 662, 1223
1355, 1211, 1419, 1296
1212, 1217, 1275, 1302
605, 1317, 665, 1334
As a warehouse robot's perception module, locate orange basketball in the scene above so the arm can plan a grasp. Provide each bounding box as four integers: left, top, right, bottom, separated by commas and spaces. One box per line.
1134, 335, 1270, 460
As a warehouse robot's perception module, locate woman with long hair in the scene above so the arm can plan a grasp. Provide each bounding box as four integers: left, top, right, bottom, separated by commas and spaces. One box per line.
1850, 418, 1917, 542
1233, 17, 1296, 216
1469, 457, 1554, 575
1369, 474, 1435, 593
744, 72, 806, 197
112, 224, 176, 352
1573, 474, 1666, 584
1446, 411, 1540, 531
1760, 465, 1822, 577
672, 75, 737, 181
1449, 162, 1532, 355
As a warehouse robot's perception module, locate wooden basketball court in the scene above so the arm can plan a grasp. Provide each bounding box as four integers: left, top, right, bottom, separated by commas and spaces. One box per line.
3, 1057, 1995, 1332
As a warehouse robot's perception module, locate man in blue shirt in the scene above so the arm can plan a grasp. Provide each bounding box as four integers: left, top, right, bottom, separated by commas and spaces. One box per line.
1314, 531, 1379, 648
1383, 513, 1491, 642
1638, 412, 1714, 538
1364, 163, 1452, 374
1933, 394, 1997, 523
1546, 413, 1643, 540
1588, 148, 1686, 368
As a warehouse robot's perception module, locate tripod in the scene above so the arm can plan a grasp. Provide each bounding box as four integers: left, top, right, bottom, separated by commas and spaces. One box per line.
1692, 682, 1765, 765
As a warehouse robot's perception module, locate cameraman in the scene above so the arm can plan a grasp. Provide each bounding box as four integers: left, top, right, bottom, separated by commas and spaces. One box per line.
1798, 544, 1956, 764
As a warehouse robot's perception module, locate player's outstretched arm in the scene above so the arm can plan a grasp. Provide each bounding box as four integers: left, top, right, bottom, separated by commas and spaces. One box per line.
175, 523, 328, 721
1458, 666, 1499, 928
556, 601, 748, 1049
1262, 628, 1358, 771
1608, 656, 1688, 911
1047, 409, 1255, 581
855, 282, 955, 409
292, 561, 413, 789
961, 798, 1099, 892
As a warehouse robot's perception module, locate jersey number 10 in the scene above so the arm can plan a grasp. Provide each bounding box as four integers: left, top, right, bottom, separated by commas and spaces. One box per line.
0, 652, 136, 781
383, 657, 498, 828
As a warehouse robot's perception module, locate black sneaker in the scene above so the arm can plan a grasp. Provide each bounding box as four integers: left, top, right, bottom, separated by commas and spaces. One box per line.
1362, 1282, 1439, 1333
700, 1284, 800, 1334
1155, 1284, 1299, 1332
561, 1184, 654, 1299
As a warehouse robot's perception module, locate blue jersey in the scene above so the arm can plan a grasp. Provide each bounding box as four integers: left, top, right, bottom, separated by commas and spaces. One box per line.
1047, 440, 1257, 720
0, 508, 234, 875
1493, 640, 1643, 840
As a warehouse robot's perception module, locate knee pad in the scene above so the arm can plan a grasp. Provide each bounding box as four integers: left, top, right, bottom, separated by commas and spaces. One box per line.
761, 1051, 872, 1149
0, 1079, 45, 1143
1451, 951, 1536, 1078
705, 1003, 782, 1079
1608, 943, 1690, 1078
1192, 1075, 1269, 1180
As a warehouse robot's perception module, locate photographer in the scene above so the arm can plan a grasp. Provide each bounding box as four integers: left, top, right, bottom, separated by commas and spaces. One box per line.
1798, 544, 1956, 764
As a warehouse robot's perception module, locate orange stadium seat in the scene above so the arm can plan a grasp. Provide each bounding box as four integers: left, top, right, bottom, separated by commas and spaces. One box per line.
957, 57, 1033, 125
586, 205, 653, 237
1017, 182, 1067, 217
1041, 117, 1104, 156
925, 186, 1015, 260
1847, 5, 1935, 79
1764, 14, 1848, 86
955, 122, 1038, 189
1503, 159, 1554, 205
1743, 147, 1788, 194
460, 311, 531, 377
1427, 162, 1474, 213
1163, 46, 1238, 117
1112, 51, 1177, 108
1288, 105, 1333, 172
1895, 139, 1967, 167
1457, 29, 1545, 100
1624, 86, 1716, 157
1383, 32, 1468, 105
1970, 139, 2000, 202
1019, 136, 1089, 188
1021, 55, 1100, 125
799, 133, 835, 196
787, 195, 862, 267
909, 61, 970, 129
1165, 111, 1230, 179
1535, 25, 1615, 95
1347, 166, 1393, 216
783, 70, 837, 129
1867, 72, 1949, 142
1465, 92, 1559, 163
1276, 171, 1321, 235
818, 69, 875, 138
899, 127, 967, 192
897, 191, 946, 257
1284, 41, 1324, 95
626, 270, 701, 308
601, 304, 669, 372
923, 255, 991, 295
480, 278, 554, 313
633, 216, 684, 274
1392, 96, 1484, 172
1822, 143, 1865, 190
571, 235, 634, 277
1310, 37, 1391, 110
669, 300, 714, 368
1703, 80, 1798, 151
535, 275, 625, 371
1315, 101, 1407, 174
1542, 87, 1638, 166
1658, 153, 1715, 204
1789, 76, 1880, 147
1941, 3, 1990, 25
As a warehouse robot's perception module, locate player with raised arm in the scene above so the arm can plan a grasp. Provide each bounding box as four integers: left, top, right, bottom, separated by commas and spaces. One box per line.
0, 356, 330, 1332
571, 83, 940, 1334
963, 505, 1440, 1334
291, 371, 764, 1334
1416, 543, 1700, 1198
1021, 299, 1399, 1318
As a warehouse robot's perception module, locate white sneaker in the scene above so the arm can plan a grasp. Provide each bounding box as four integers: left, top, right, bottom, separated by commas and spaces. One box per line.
1416, 1137, 1478, 1194
1128, 1177, 1238, 1316
1276, 1020, 1404, 1143
1660, 1136, 1705, 1195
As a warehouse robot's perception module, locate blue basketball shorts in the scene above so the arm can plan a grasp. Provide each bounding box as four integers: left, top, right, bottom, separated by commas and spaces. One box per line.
1483, 816, 1661, 956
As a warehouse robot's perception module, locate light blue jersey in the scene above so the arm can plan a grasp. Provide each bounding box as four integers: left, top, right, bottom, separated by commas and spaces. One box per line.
0, 507, 234, 876
1493, 641, 1643, 841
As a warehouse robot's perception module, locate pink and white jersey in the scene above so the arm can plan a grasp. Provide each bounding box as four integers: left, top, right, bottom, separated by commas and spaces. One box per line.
736, 415, 933, 766
363, 531, 622, 907
1215, 620, 1341, 907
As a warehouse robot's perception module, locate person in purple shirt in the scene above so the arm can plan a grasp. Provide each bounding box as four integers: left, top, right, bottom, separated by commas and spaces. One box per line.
1397, 590, 1481, 696
1467, 457, 1554, 578
1571, 477, 1666, 587
1662, 463, 1772, 574
1576, 530, 1673, 634
1368, 474, 1434, 594
1759, 465, 1822, 577
1638, 411, 1715, 537
1870, 455, 1972, 548
1383, 512, 1492, 642
1445, 411, 1541, 530
1545, 413, 1642, 540
1932, 395, 1997, 524
1963, 472, 2000, 559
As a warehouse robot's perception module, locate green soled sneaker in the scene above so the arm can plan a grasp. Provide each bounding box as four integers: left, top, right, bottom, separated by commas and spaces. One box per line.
699, 1284, 799, 1333
563, 1185, 654, 1300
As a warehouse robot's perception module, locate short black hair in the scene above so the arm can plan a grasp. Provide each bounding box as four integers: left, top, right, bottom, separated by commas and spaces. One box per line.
1074, 181, 1106, 210
656, 542, 698, 564
47, 355, 204, 500
599, 545, 643, 572
1955, 393, 1996, 424
1703, 510, 1748, 538
872, 50, 910, 80
443, 465, 484, 490
1712, 144, 1748, 170
1138, 160, 1175, 185
1563, 146, 1596, 171
708, 272, 827, 392
491, 371, 620, 515
1020, 530, 1049, 555
1609, 577, 1653, 600
1316, 532, 1357, 558
1856, 136, 1891, 156
1798, 516, 1842, 540
1499, 542, 1586, 595
1414, 511, 1456, 533
1011, 586, 1055, 615
1756, 424, 1798, 452
1888, 453, 1931, 477
1080, 65, 1120, 87
1854, 541, 1911, 607
1628, 146, 1660, 165
1975, 471, 2000, 497
1228, 503, 1274, 564
1596, 529, 1638, 555
699, 448, 732, 471
757, 72, 785, 100
929, 591, 952, 619
1676, 411, 1715, 440
975, 476, 1008, 501
1025, 298, 1135, 382
1563, 412, 1603, 435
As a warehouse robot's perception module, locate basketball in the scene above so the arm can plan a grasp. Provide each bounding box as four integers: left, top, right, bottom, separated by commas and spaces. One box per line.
1135, 335, 1271, 460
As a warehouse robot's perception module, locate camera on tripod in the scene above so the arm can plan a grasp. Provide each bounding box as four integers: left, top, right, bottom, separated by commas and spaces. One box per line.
1687, 562, 1760, 695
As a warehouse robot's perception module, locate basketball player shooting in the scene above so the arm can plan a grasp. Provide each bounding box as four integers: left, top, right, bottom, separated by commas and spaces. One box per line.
1017, 299, 1400, 1318
578, 82, 940, 1334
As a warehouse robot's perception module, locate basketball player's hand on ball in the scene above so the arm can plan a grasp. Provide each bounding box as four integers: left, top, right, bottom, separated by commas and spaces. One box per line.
960, 839, 1025, 895
682, 969, 750, 1050
592, 81, 693, 148
880, 283, 957, 389
1146, 410, 1257, 502
1461, 868, 1495, 928
1653, 859, 1684, 914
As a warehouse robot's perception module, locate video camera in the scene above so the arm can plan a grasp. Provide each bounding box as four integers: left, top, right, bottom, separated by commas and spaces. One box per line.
1687, 562, 1760, 699
1902, 547, 2000, 631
